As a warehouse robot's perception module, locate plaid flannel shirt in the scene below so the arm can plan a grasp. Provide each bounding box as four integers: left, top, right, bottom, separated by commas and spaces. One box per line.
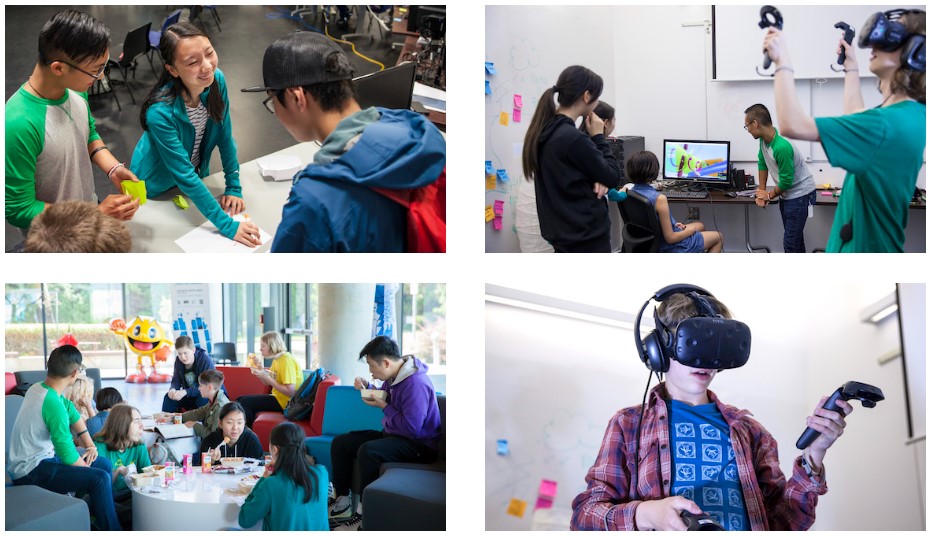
571, 383, 827, 530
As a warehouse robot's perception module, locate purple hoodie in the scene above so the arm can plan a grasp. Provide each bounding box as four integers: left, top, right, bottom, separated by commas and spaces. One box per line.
369, 356, 441, 451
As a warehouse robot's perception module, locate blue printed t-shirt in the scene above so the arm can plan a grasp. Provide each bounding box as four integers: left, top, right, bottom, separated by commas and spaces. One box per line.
669, 399, 750, 531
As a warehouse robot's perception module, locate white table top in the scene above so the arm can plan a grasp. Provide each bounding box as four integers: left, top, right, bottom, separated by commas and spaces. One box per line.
124, 141, 320, 252
133, 463, 264, 504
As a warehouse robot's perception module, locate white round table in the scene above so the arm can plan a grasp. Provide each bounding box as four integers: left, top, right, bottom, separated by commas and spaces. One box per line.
131, 465, 263, 530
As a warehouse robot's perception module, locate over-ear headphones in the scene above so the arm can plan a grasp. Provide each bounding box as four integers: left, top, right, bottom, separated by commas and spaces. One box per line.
859, 9, 926, 72
634, 284, 752, 373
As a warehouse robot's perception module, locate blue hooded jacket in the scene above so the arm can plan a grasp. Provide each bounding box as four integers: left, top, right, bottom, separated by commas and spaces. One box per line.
271, 108, 445, 252
170, 346, 219, 398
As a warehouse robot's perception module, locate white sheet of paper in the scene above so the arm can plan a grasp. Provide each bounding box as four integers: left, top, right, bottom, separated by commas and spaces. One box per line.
174, 214, 272, 253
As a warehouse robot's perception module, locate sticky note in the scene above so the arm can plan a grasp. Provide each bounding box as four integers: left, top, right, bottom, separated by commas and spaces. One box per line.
820, 190, 832, 196
496, 439, 509, 455
493, 216, 503, 230
497, 169, 509, 183
494, 200, 504, 215
534, 497, 554, 510
121, 180, 147, 205
506, 498, 527, 518
485, 80, 491, 95
514, 94, 523, 108
485, 61, 497, 75
513, 108, 522, 123
485, 206, 494, 223
485, 160, 494, 175
173, 195, 189, 210
539, 479, 558, 500
499, 112, 508, 126
486, 174, 497, 190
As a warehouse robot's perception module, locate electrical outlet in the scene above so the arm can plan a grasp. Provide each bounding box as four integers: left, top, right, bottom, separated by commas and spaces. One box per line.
688, 207, 700, 220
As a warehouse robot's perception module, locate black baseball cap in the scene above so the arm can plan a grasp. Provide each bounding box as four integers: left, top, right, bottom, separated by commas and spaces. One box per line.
241, 31, 355, 93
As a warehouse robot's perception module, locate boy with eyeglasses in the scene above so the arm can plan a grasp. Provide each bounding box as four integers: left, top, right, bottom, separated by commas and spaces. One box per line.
6, 9, 140, 252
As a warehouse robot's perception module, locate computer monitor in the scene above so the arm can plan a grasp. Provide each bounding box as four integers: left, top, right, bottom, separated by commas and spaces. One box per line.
662, 139, 731, 183
353, 61, 416, 110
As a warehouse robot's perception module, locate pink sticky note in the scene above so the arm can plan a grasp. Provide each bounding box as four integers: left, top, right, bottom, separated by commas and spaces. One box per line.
493, 216, 503, 230
494, 200, 504, 215
535, 497, 554, 510
539, 479, 558, 499
513, 108, 521, 123
514, 94, 523, 108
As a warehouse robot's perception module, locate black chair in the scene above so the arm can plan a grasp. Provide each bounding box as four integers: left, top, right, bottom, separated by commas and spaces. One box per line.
189, 6, 220, 33
108, 22, 156, 104
88, 64, 122, 111
212, 342, 238, 365
617, 190, 663, 253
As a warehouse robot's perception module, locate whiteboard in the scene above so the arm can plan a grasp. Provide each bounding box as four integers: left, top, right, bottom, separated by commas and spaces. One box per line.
714, 5, 924, 81
484, 5, 617, 253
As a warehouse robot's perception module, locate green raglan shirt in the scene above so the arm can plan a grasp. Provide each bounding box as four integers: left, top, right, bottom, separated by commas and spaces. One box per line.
8, 382, 82, 480
238, 464, 329, 531
5, 86, 101, 230
815, 100, 926, 253
757, 128, 815, 200
93, 442, 152, 491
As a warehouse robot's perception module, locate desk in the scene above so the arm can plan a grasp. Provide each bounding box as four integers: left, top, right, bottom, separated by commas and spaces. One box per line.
131, 464, 262, 530
665, 189, 926, 252
124, 142, 319, 252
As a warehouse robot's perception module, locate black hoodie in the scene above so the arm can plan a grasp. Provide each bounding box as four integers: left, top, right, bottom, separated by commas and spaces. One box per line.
534, 115, 621, 251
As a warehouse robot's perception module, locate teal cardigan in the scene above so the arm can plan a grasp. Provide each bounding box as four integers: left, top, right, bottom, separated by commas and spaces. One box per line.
130, 68, 241, 239
237, 464, 329, 531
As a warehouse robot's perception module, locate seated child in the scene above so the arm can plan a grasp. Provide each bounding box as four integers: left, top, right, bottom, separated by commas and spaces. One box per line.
197, 402, 263, 465
93, 404, 151, 530
179, 369, 230, 439
571, 290, 852, 530
163, 335, 218, 412
23, 200, 132, 253
86, 387, 124, 438
63, 374, 97, 423
329, 336, 442, 530
625, 150, 724, 253
238, 422, 329, 531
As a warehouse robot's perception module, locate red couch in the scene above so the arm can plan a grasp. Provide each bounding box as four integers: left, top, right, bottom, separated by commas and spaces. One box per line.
253, 374, 341, 451
216, 366, 272, 400
6, 372, 17, 395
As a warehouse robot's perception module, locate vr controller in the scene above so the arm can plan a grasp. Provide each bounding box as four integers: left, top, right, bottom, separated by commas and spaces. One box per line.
757, 5, 784, 75
681, 511, 724, 531
795, 381, 884, 450
831, 22, 856, 71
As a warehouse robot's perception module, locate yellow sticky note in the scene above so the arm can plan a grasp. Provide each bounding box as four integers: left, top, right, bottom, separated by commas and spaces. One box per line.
499, 112, 509, 126
507, 498, 528, 518
485, 206, 494, 222
486, 174, 496, 190
121, 180, 147, 205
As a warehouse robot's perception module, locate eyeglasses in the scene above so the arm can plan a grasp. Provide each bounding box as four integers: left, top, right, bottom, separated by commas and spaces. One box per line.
46, 59, 107, 80
743, 121, 754, 131
263, 90, 284, 114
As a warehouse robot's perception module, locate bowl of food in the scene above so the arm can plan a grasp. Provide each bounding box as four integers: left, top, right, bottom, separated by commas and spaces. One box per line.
220, 457, 245, 468
238, 474, 261, 493
130, 473, 154, 487
142, 465, 165, 475
360, 389, 387, 402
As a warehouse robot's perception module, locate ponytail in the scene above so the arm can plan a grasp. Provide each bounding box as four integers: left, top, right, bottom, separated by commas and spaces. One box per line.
522, 87, 558, 181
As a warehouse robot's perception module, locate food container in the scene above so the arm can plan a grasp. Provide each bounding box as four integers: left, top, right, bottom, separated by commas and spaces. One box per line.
202, 453, 212, 473
164, 462, 175, 483
238, 475, 261, 493
182, 453, 192, 474
360, 389, 388, 401
173, 414, 182, 424
220, 457, 245, 468
130, 473, 154, 487
142, 464, 165, 475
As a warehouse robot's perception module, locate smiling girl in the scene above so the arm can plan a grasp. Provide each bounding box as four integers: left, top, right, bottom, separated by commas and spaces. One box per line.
130, 22, 260, 247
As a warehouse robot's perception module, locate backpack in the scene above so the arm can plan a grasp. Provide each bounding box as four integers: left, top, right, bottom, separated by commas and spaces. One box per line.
372, 167, 446, 253
284, 369, 328, 421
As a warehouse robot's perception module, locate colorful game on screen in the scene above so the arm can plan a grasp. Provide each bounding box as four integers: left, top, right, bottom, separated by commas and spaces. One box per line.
663, 140, 730, 182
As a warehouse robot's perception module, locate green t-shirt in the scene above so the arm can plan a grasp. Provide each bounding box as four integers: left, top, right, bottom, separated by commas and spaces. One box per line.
5, 86, 101, 230
815, 100, 926, 252
237, 464, 329, 531
93, 441, 152, 492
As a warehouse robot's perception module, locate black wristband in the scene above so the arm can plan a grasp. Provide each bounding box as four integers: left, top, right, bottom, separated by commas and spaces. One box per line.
89, 145, 109, 160
77, 429, 89, 437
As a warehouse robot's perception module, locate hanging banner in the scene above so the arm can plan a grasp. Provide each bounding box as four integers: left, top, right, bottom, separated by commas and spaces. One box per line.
171, 284, 213, 354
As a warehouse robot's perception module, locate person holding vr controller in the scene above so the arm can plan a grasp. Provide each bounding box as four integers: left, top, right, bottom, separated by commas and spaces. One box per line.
571, 285, 853, 530
763, 9, 926, 253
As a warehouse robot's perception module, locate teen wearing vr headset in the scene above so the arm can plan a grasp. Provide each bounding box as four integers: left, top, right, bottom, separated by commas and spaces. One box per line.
762, 9, 926, 253
571, 285, 853, 531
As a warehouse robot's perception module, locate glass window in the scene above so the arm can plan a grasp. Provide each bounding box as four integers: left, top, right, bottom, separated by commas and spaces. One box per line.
401, 283, 446, 385
4, 284, 46, 372
45, 283, 126, 378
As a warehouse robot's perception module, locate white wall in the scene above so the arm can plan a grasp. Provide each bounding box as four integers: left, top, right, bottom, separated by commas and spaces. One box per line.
486, 280, 923, 530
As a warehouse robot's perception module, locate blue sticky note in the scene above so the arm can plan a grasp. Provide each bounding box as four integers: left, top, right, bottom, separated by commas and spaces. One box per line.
485, 160, 494, 175
485, 80, 492, 95
497, 169, 509, 183
497, 439, 509, 455
485, 61, 497, 75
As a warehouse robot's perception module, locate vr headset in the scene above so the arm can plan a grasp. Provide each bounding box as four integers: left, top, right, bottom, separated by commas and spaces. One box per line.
859, 9, 925, 72
634, 284, 751, 373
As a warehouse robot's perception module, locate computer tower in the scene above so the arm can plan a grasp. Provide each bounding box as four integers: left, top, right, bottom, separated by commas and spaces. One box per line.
605, 135, 645, 183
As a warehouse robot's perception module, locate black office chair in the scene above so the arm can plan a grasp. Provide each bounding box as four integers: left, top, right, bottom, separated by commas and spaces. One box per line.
617, 190, 663, 253
108, 22, 156, 104
212, 342, 238, 365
